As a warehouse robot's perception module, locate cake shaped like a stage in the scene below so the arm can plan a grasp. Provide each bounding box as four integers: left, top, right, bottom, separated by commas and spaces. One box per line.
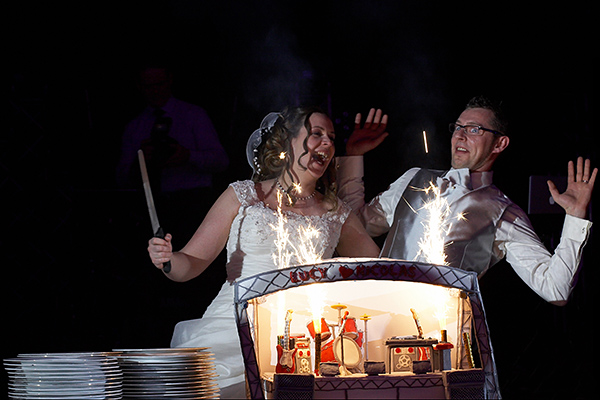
234, 258, 500, 399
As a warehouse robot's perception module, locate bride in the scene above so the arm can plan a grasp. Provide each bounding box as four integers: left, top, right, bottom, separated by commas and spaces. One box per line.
147, 106, 383, 398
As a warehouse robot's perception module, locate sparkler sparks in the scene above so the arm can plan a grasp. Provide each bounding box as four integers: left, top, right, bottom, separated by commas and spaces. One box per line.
269, 185, 326, 338
271, 190, 293, 269
415, 183, 452, 265
296, 225, 322, 264
413, 181, 467, 265
418, 286, 459, 340
269, 189, 325, 269
433, 303, 451, 331
422, 130, 429, 154
291, 182, 302, 195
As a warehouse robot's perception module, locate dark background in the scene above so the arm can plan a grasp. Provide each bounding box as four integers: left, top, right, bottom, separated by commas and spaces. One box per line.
4, 1, 596, 398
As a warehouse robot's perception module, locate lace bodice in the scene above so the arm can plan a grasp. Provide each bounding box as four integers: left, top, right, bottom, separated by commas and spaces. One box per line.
225, 180, 350, 282
171, 179, 351, 393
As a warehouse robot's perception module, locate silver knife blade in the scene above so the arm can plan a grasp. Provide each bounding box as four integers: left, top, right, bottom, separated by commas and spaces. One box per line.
138, 149, 171, 273
138, 149, 161, 234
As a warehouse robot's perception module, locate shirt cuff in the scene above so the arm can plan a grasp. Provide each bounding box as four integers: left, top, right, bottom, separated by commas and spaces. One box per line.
562, 214, 593, 242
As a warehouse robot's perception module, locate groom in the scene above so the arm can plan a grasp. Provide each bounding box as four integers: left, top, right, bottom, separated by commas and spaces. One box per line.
339, 96, 596, 306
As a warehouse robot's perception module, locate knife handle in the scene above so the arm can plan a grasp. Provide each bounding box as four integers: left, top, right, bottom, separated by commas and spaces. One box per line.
154, 226, 172, 273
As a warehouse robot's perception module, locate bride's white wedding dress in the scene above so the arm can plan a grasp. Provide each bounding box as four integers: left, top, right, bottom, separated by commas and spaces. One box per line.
171, 180, 350, 397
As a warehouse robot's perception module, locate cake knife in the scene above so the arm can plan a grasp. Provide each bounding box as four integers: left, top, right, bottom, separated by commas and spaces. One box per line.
138, 149, 172, 273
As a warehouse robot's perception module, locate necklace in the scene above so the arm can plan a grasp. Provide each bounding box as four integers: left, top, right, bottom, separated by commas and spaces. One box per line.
275, 180, 316, 202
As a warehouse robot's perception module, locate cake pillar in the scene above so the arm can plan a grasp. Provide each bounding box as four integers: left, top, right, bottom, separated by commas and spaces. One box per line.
314, 332, 321, 375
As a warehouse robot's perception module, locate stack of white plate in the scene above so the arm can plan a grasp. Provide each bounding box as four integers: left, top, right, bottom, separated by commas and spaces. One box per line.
4, 352, 123, 399
113, 348, 219, 399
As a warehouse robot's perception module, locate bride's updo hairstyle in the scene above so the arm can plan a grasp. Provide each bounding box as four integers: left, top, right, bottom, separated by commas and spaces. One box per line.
250, 106, 338, 210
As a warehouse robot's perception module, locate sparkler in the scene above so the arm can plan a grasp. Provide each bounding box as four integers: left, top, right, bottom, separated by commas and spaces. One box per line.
422, 130, 429, 154
307, 284, 325, 373
314, 332, 322, 374
414, 182, 452, 265
307, 285, 325, 334
411, 181, 468, 265
423, 285, 459, 342
269, 189, 325, 268
303, 234, 326, 375
271, 190, 291, 269
270, 190, 292, 336
430, 288, 458, 333
291, 181, 302, 194
431, 289, 456, 343
410, 180, 465, 342
296, 226, 322, 265
269, 185, 326, 359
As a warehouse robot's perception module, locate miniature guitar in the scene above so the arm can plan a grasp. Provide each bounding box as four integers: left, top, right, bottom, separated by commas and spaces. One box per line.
276, 310, 297, 373
410, 308, 424, 339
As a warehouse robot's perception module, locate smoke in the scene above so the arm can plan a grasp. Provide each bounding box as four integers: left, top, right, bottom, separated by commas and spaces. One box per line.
241, 25, 316, 112
381, 32, 453, 172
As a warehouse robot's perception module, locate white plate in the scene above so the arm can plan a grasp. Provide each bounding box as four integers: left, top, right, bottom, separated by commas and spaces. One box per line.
6, 353, 124, 400
12, 354, 118, 360
113, 347, 209, 354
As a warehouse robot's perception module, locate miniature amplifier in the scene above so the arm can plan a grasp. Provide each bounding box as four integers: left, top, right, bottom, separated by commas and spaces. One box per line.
293, 337, 312, 374
385, 336, 438, 373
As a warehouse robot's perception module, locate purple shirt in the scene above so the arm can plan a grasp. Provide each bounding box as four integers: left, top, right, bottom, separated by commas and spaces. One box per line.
117, 97, 229, 192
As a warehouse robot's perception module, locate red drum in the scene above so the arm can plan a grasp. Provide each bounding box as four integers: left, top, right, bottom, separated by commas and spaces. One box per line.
306, 318, 331, 341
342, 317, 359, 340
333, 336, 362, 369
320, 338, 335, 363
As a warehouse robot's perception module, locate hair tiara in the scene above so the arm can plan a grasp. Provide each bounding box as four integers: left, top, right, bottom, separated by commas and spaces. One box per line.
246, 112, 283, 173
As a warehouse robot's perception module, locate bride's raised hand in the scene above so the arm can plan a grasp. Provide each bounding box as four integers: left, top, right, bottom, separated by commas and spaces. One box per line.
345, 108, 389, 156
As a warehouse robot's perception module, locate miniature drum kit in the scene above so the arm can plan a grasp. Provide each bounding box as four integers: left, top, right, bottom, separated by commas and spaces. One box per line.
277, 303, 367, 376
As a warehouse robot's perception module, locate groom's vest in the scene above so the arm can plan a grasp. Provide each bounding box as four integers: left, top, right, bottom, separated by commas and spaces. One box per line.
380, 169, 512, 275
